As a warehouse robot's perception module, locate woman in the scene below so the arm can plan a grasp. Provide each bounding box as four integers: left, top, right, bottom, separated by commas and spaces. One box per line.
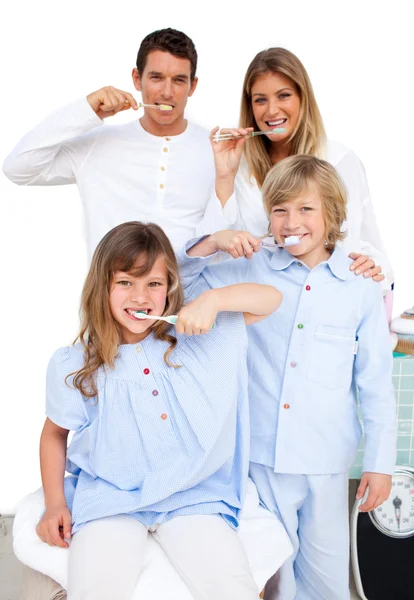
199, 47, 393, 290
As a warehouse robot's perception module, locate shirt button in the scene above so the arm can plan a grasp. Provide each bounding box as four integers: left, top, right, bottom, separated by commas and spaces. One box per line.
165, 137, 171, 141
297, 262, 303, 267
306, 285, 311, 291
160, 166, 165, 171
163, 147, 168, 153
152, 390, 159, 396
283, 404, 290, 410
159, 184, 164, 189
290, 361, 297, 367
161, 413, 168, 420
135, 346, 142, 353
297, 324, 304, 329
143, 368, 150, 375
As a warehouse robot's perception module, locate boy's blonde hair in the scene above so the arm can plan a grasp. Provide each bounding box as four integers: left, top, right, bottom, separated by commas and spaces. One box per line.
262, 155, 347, 251
240, 47, 327, 187
69, 221, 184, 397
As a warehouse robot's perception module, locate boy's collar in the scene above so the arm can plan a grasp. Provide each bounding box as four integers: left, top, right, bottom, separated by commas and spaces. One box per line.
268, 246, 351, 281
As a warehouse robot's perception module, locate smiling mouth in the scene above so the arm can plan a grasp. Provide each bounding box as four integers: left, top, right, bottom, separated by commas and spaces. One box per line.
266, 118, 287, 127
284, 233, 307, 240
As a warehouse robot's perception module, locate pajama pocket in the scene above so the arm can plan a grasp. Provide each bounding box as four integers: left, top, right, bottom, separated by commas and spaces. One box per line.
307, 325, 356, 390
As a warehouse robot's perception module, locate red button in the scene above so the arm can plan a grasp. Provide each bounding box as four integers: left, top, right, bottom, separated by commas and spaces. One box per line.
161, 413, 168, 420
283, 404, 290, 409
143, 368, 150, 375
306, 285, 311, 291
152, 390, 159, 396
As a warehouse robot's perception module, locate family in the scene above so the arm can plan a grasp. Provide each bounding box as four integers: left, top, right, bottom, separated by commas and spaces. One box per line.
3, 28, 397, 600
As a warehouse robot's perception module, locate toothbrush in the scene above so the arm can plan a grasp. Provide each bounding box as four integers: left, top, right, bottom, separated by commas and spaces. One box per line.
261, 235, 301, 248
134, 311, 215, 329
214, 128, 286, 142
138, 103, 173, 111
134, 312, 178, 324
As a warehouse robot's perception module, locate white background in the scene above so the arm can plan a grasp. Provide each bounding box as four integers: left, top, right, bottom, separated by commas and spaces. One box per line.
1, 0, 413, 512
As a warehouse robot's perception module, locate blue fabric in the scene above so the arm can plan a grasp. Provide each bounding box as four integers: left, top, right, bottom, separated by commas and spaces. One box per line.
46, 311, 249, 533
178, 241, 396, 476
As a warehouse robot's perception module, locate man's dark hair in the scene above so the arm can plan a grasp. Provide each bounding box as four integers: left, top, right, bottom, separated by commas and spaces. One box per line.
136, 28, 197, 81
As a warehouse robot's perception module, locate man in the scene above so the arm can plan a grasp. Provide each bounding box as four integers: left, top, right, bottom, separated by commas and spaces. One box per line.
3, 28, 214, 256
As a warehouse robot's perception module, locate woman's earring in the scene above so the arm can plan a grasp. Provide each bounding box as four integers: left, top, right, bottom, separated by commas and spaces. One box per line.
324, 240, 328, 248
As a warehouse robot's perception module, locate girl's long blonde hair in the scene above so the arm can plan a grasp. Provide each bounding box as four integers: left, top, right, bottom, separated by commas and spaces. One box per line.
240, 47, 327, 187
69, 222, 184, 397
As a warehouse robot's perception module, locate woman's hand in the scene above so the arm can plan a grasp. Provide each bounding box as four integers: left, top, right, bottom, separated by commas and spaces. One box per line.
36, 504, 72, 548
349, 253, 385, 282
209, 230, 261, 259
176, 291, 219, 336
210, 126, 253, 179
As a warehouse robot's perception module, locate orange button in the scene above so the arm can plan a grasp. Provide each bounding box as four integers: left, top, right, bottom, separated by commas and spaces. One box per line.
163, 148, 168, 153
165, 137, 171, 141
161, 413, 168, 420
160, 184, 164, 189
283, 404, 290, 410
160, 166, 165, 171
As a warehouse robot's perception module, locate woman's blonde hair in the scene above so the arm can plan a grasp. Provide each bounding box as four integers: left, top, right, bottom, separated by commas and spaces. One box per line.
69, 221, 184, 397
240, 47, 326, 187
262, 155, 347, 251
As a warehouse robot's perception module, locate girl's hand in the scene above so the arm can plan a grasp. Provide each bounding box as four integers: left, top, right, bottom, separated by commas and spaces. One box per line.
348, 253, 385, 282
356, 472, 392, 512
176, 290, 219, 336
210, 126, 253, 179
210, 230, 261, 259
36, 504, 72, 548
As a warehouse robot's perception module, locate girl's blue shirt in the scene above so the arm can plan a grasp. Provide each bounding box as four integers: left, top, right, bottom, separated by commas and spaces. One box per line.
46, 311, 249, 534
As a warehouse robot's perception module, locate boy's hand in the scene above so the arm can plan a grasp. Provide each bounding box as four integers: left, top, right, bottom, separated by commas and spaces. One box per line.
210, 230, 261, 259
348, 253, 384, 282
36, 504, 72, 548
176, 291, 219, 336
357, 472, 392, 512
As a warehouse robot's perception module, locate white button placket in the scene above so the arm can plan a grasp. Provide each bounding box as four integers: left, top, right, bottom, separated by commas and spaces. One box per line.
157, 137, 171, 210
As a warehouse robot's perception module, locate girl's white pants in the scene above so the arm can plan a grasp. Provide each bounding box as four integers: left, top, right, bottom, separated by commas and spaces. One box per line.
67, 513, 259, 600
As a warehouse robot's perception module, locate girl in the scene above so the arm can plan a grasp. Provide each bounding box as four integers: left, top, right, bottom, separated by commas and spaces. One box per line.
35, 221, 282, 600
199, 47, 393, 292
179, 155, 396, 600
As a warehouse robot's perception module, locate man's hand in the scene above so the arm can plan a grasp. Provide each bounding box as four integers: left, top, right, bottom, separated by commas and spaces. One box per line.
36, 504, 72, 548
357, 472, 392, 512
87, 86, 138, 119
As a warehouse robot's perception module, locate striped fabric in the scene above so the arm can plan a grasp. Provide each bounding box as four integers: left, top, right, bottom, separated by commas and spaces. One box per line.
46, 311, 249, 534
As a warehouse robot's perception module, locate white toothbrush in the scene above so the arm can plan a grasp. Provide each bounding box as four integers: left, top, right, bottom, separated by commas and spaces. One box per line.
134, 311, 215, 329
261, 235, 301, 249
134, 312, 178, 324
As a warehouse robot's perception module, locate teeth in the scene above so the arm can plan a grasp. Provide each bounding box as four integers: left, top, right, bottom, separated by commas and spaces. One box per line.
267, 119, 286, 126
126, 309, 147, 316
